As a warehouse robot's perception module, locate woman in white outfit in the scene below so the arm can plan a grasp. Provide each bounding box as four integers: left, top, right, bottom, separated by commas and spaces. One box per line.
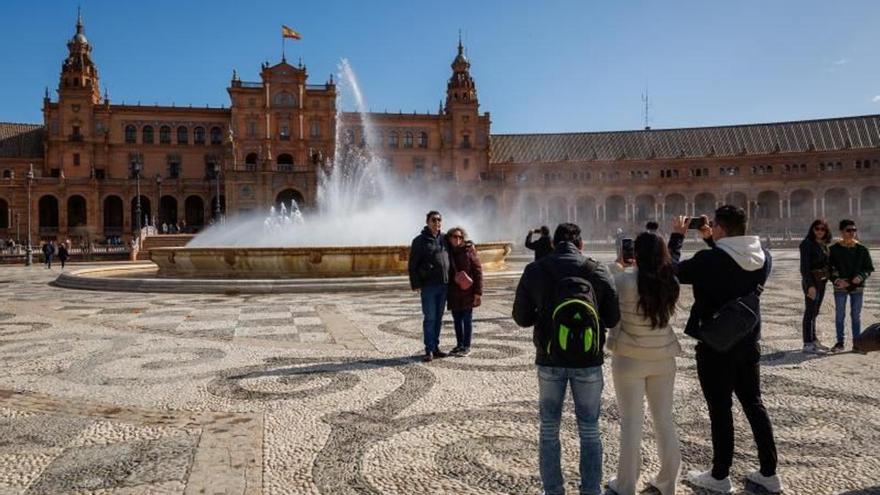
605, 232, 682, 495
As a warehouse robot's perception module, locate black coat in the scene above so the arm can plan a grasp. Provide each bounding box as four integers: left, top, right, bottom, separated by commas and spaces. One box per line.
799, 238, 829, 290
57, 245, 69, 261
513, 242, 620, 368
408, 226, 450, 289
668, 233, 771, 347
525, 232, 553, 261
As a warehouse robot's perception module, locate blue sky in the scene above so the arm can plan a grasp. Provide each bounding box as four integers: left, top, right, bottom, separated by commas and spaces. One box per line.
1, 0, 879, 133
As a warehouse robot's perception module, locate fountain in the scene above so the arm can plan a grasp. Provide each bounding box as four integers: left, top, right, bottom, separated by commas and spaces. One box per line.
147, 59, 512, 280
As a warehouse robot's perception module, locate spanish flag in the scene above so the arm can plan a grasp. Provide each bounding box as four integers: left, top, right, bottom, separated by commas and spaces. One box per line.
282, 25, 302, 40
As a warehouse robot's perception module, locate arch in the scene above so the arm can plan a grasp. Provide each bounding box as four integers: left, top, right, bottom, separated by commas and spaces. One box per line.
790, 189, 814, 219
605, 195, 626, 223
130, 196, 152, 231
824, 188, 848, 222
277, 153, 294, 165
756, 191, 781, 219
389, 132, 399, 148
576, 196, 596, 225
159, 125, 171, 144
67, 195, 87, 228
2, 169, 12, 179
103, 195, 123, 233
861, 186, 880, 216
521, 196, 540, 226
275, 189, 305, 210
664, 193, 686, 217
461, 195, 476, 214
548, 197, 568, 225
634, 194, 655, 222
0, 198, 7, 228
194, 126, 205, 145
694, 192, 716, 216
403, 132, 414, 148
482, 195, 498, 218
177, 126, 188, 144
210, 126, 222, 145
211, 195, 226, 220
245, 152, 259, 165
142, 125, 154, 144
419, 132, 428, 148
725, 191, 748, 210
159, 195, 178, 226
125, 124, 137, 144
38, 195, 59, 231
184, 195, 205, 229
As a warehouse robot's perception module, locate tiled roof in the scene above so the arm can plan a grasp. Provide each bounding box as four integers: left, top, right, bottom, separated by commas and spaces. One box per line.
0, 122, 44, 158
490, 114, 880, 164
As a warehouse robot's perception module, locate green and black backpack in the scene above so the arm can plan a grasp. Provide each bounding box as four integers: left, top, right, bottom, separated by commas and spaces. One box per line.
543, 259, 602, 364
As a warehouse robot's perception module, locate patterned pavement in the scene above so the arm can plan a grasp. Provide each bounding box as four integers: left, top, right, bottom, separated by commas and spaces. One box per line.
0, 250, 879, 494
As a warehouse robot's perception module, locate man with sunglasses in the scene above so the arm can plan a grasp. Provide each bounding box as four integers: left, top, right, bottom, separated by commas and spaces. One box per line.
408, 211, 451, 362
829, 219, 875, 352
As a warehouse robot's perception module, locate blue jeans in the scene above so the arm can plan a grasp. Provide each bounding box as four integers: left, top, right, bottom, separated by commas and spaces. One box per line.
834, 291, 864, 344
452, 309, 473, 348
537, 365, 604, 495
420, 284, 446, 353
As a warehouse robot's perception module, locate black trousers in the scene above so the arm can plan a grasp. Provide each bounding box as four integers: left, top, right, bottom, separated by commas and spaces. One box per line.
802, 281, 827, 344
695, 340, 778, 479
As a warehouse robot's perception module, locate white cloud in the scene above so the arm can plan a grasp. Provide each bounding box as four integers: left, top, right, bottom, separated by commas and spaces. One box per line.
873, 95, 880, 103
833, 58, 848, 66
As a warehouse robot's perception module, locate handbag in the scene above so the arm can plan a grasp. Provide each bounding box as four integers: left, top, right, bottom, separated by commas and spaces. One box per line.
810, 267, 830, 283
449, 250, 474, 290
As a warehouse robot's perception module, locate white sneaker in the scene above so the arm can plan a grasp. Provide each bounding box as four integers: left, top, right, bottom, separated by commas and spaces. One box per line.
802, 343, 826, 354
813, 340, 830, 352
746, 470, 784, 493
687, 470, 732, 493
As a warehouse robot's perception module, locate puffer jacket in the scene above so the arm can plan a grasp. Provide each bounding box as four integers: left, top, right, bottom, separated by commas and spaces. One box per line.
408, 226, 450, 289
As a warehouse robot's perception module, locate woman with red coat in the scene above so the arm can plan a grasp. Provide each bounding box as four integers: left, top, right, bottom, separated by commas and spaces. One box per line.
446, 227, 483, 357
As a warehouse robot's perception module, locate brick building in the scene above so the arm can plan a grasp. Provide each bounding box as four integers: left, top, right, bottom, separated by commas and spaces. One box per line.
1, 15, 879, 245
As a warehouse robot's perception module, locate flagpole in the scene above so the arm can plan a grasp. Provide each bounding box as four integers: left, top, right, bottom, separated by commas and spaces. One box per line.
282, 34, 286, 62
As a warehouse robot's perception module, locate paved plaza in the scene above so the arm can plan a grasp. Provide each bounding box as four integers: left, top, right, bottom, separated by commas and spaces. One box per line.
1, 250, 879, 494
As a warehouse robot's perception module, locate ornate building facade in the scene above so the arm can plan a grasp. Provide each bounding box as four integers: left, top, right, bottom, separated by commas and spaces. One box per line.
1, 15, 879, 245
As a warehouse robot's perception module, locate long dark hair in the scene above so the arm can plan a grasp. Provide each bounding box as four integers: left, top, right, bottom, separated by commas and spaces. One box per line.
805, 219, 832, 244
634, 232, 680, 329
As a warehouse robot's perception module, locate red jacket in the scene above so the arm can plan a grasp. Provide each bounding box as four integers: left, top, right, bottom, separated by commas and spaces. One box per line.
447, 242, 483, 311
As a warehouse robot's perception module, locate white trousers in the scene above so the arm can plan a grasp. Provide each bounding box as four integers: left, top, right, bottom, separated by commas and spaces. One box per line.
610, 355, 681, 495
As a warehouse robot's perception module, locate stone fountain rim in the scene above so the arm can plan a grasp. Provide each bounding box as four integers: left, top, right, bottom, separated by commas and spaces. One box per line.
162, 241, 513, 253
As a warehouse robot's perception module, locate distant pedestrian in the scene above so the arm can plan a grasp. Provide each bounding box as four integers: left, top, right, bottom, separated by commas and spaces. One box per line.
829, 219, 874, 352
57, 242, 69, 269
446, 226, 483, 357
525, 225, 552, 261
799, 219, 832, 354
645, 220, 659, 234
42, 241, 55, 269
408, 211, 451, 362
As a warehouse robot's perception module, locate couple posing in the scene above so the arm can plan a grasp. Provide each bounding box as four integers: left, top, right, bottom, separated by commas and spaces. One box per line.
514, 206, 781, 495
408, 211, 484, 362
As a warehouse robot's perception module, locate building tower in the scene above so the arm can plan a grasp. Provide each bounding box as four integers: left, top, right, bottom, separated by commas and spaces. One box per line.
444, 35, 488, 183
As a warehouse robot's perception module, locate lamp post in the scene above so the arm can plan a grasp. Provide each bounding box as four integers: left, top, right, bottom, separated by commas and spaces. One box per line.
132, 159, 142, 237
25, 164, 34, 266
155, 174, 163, 228
213, 162, 221, 222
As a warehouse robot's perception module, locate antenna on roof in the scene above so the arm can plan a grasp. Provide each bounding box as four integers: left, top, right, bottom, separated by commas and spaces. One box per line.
641, 84, 651, 130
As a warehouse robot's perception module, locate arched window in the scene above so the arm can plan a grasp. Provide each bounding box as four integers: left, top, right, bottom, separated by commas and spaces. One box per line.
142, 125, 154, 144
403, 132, 413, 148
125, 125, 137, 144
210, 127, 222, 145
389, 132, 399, 148
194, 127, 205, 145
309, 120, 321, 138
159, 125, 171, 144
419, 132, 428, 148
277, 153, 294, 172
177, 126, 188, 145
2, 170, 11, 179
245, 152, 258, 171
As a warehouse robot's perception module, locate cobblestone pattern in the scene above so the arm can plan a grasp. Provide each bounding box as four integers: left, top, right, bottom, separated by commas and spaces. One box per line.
1, 251, 879, 494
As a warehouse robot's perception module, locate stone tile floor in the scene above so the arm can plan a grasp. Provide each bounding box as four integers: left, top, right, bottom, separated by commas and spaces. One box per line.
0, 250, 879, 494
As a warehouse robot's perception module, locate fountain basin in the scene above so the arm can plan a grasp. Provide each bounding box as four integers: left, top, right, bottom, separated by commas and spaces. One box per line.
150, 242, 513, 279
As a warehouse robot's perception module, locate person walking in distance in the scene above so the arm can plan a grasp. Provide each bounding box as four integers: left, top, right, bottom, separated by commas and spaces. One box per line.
408, 211, 451, 362
799, 219, 832, 354
829, 219, 875, 352
525, 225, 553, 261
604, 232, 682, 495
669, 207, 782, 494
57, 241, 70, 270
513, 223, 620, 495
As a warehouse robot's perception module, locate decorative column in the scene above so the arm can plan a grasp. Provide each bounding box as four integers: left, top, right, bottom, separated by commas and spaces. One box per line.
779, 199, 784, 219
813, 196, 817, 218
849, 197, 854, 215
821, 197, 826, 218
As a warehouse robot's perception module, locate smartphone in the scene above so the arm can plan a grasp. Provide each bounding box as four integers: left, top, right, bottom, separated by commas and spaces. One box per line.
621, 238, 635, 262
687, 217, 706, 230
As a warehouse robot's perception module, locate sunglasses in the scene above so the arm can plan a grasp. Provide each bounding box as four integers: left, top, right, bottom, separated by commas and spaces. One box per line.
845, 228, 858, 233
430, 217, 442, 223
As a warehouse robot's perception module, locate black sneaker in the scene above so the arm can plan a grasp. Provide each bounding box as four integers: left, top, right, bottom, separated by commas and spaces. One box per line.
449, 346, 463, 355
831, 342, 845, 353
433, 349, 448, 358
457, 347, 471, 357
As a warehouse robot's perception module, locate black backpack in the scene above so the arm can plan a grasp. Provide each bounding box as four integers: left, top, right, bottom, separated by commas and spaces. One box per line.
543, 259, 602, 363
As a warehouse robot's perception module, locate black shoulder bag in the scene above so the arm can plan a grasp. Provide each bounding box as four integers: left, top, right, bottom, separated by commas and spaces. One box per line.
697, 256, 771, 353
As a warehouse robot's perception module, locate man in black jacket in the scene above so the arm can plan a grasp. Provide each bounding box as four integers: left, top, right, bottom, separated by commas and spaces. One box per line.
513, 223, 619, 495
669, 206, 782, 494
408, 211, 451, 362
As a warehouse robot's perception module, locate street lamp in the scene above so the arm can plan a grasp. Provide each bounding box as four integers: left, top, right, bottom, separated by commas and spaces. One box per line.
155, 174, 162, 228
132, 159, 142, 237
25, 164, 34, 266
213, 162, 222, 221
